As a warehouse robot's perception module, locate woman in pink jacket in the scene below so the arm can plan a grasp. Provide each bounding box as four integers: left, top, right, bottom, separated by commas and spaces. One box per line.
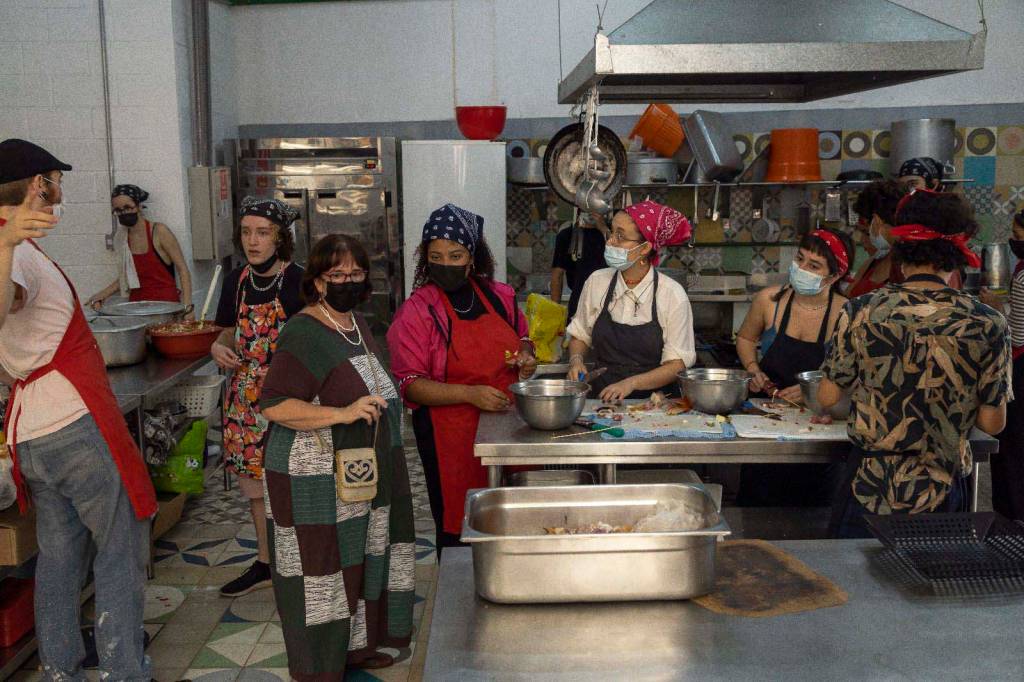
387, 204, 535, 550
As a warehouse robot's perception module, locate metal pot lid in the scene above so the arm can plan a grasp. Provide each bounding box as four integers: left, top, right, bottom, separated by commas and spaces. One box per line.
543, 123, 626, 206
89, 316, 149, 332
99, 300, 185, 317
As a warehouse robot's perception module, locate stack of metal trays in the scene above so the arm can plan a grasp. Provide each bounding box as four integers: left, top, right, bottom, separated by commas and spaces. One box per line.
866, 512, 1024, 597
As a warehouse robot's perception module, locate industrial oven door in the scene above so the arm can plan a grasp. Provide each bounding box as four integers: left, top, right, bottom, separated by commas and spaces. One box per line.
308, 183, 393, 338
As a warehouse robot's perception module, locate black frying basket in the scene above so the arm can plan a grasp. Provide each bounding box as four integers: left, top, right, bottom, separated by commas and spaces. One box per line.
865, 512, 1024, 597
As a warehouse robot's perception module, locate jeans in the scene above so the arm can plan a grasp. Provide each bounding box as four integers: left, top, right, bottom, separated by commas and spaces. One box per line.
16, 414, 150, 682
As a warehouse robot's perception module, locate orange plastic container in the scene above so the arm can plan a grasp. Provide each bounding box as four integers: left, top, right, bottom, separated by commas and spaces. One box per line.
765, 128, 821, 182
629, 104, 685, 158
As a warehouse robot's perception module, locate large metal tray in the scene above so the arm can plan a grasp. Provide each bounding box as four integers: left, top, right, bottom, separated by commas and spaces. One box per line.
461, 484, 730, 603
683, 110, 741, 181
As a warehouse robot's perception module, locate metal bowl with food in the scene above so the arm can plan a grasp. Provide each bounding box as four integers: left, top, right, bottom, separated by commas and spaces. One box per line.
677, 368, 751, 415
89, 316, 149, 367
148, 320, 221, 360
509, 379, 589, 431
796, 370, 851, 419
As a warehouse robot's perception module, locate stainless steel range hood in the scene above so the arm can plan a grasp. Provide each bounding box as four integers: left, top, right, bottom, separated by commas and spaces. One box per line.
558, 0, 986, 104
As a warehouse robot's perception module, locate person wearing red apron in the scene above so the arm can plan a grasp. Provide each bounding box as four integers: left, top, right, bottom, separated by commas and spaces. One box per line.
211, 197, 304, 597
990, 210, 1024, 521
387, 204, 535, 550
0, 139, 155, 681
86, 184, 193, 313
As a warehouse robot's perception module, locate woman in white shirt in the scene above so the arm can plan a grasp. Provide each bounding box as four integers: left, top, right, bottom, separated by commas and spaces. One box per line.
566, 200, 696, 401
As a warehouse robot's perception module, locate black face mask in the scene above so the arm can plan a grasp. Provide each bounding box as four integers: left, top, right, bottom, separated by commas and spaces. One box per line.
428, 263, 469, 293
251, 253, 278, 274
117, 213, 139, 228
323, 281, 365, 313
1010, 239, 1024, 260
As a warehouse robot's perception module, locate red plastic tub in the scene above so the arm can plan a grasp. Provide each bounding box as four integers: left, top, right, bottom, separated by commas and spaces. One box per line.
0, 578, 34, 647
455, 106, 507, 140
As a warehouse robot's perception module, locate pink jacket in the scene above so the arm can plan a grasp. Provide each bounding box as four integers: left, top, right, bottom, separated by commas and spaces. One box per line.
387, 279, 528, 409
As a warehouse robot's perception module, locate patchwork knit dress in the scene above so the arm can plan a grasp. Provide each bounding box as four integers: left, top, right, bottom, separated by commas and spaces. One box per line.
259, 313, 415, 681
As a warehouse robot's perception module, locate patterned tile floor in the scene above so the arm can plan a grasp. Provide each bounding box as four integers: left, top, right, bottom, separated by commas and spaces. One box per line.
15, 424, 438, 682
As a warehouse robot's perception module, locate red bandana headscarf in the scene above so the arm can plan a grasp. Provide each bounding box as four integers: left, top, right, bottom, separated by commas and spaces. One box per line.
623, 200, 692, 266
809, 230, 849, 277
891, 188, 981, 268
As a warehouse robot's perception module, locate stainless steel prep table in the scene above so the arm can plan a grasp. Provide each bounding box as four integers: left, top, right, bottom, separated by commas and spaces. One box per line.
425, 543, 1024, 681
109, 354, 213, 450
474, 409, 998, 511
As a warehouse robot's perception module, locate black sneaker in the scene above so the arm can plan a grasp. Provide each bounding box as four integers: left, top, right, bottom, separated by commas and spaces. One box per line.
219, 560, 272, 597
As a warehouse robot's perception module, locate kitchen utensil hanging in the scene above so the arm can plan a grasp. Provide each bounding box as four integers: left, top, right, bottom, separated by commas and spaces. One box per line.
543, 88, 625, 210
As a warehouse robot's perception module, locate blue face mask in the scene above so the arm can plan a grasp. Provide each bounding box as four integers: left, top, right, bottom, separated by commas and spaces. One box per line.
789, 261, 825, 296
870, 230, 891, 258
604, 243, 643, 271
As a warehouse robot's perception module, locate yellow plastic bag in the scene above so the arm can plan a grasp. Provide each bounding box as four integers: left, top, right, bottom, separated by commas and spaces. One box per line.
525, 293, 568, 363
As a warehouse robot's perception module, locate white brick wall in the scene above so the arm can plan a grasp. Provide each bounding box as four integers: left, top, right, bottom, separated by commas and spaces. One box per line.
0, 0, 212, 307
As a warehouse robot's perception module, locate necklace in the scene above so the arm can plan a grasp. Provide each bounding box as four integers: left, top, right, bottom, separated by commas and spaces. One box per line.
794, 299, 827, 312
318, 303, 361, 346
248, 263, 284, 292
450, 288, 476, 315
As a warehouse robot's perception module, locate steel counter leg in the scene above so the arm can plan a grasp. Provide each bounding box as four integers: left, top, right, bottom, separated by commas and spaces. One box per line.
970, 462, 981, 512
487, 465, 503, 488
599, 464, 617, 484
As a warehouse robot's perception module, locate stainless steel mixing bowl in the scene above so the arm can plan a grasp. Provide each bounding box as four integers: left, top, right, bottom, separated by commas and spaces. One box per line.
677, 368, 751, 414
509, 379, 589, 430
796, 370, 851, 419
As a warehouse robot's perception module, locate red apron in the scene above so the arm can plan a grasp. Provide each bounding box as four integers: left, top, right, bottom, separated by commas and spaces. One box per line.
3, 241, 157, 519
430, 280, 520, 534
129, 220, 179, 303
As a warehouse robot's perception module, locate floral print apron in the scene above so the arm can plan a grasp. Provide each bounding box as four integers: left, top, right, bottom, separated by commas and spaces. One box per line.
223, 265, 289, 480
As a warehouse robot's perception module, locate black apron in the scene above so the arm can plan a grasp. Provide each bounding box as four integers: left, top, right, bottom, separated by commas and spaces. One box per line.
588, 270, 668, 399
828, 274, 969, 537
739, 288, 840, 507
759, 288, 833, 389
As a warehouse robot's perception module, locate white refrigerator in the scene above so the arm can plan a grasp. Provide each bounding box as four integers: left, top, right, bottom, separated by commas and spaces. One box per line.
400, 141, 507, 298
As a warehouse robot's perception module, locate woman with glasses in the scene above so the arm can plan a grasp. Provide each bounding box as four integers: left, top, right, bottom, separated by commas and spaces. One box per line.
260, 234, 414, 677
388, 203, 535, 550
565, 200, 696, 401
211, 197, 305, 598
86, 184, 193, 313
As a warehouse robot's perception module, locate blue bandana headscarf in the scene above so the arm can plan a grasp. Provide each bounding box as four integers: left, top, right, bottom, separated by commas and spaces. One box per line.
898, 157, 942, 186
421, 203, 483, 254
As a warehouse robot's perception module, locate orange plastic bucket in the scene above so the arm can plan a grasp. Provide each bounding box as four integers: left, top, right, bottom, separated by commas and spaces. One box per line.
765, 128, 821, 182
629, 104, 685, 158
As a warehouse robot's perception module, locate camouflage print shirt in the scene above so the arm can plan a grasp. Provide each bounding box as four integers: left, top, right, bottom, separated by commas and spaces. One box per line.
822, 282, 1010, 514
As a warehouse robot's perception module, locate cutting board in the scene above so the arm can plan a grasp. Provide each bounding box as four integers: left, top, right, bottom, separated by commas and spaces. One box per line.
694, 540, 848, 618
730, 402, 848, 441
584, 400, 725, 437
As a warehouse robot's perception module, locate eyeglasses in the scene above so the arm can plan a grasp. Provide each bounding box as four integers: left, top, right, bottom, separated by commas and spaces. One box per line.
112, 207, 138, 216
323, 269, 367, 284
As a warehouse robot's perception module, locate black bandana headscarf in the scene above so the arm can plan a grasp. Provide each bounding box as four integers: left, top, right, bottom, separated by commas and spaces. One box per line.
898, 157, 943, 187
111, 184, 149, 205
239, 196, 299, 229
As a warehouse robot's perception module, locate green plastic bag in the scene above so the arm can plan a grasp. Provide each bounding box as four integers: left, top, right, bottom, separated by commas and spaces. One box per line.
150, 420, 208, 495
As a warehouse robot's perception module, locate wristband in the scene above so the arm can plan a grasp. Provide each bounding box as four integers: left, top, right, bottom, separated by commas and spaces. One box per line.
569, 354, 585, 365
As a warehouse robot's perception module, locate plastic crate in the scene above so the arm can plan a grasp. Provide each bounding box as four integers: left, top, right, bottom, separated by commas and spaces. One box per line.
151, 374, 225, 418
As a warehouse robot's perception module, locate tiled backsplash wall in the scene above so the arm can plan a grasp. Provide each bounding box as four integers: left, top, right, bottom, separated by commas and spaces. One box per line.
506, 125, 1024, 293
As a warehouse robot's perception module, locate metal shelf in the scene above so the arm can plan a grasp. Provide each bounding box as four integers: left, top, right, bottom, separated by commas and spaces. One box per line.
512, 179, 975, 191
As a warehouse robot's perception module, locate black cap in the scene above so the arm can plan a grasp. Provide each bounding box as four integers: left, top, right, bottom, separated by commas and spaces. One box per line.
0, 139, 72, 185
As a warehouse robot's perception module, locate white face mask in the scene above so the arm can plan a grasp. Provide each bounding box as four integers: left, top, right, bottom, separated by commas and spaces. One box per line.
41, 176, 65, 218
604, 242, 644, 271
